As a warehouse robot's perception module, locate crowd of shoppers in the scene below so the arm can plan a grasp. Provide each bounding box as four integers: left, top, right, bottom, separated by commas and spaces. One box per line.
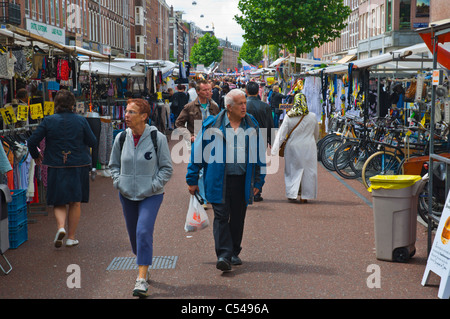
30, 77, 317, 298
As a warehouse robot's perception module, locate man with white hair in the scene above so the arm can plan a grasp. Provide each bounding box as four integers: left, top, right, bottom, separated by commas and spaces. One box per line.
186, 89, 266, 272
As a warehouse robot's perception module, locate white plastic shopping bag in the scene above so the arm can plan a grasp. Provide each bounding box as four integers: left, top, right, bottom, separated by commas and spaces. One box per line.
184, 193, 209, 232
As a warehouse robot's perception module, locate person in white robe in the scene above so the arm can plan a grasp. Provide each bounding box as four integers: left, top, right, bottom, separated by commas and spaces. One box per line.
271, 92, 319, 202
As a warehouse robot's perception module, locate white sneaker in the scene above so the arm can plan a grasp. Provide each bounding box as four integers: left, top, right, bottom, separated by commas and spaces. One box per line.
54, 228, 66, 248
133, 278, 149, 297
65, 239, 79, 247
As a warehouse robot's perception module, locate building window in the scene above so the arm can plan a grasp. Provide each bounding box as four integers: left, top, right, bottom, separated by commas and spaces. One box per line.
50, 0, 55, 24
136, 35, 144, 54
386, 0, 392, 32
135, 6, 144, 26
399, 0, 411, 30
37, 0, 42, 21
55, 0, 60, 26
25, 0, 30, 17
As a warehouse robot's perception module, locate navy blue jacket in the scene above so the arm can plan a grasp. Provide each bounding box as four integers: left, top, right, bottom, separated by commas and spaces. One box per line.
27, 112, 97, 167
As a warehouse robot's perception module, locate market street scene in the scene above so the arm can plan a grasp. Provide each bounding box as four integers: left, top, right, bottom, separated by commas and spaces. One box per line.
0, 0, 449, 304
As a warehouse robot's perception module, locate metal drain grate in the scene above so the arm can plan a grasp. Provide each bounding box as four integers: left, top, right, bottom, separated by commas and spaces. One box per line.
106, 256, 178, 270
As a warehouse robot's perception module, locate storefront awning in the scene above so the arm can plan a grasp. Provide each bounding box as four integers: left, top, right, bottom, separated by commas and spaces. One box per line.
270, 56, 337, 68
269, 57, 288, 68
337, 55, 356, 64
307, 43, 432, 75
80, 60, 145, 77
5, 24, 66, 51
288, 56, 329, 65
0, 28, 27, 42
5, 25, 109, 60
417, 19, 450, 70
63, 46, 109, 60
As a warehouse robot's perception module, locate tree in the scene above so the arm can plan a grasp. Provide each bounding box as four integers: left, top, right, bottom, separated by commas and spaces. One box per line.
238, 42, 263, 66
235, 0, 351, 54
190, 33, 223, 67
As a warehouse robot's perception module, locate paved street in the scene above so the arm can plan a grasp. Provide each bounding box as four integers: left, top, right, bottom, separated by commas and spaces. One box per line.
0, 138, 443, 301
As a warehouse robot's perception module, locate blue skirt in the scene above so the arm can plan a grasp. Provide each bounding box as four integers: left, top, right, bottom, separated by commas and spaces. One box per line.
46, 166, 90, 206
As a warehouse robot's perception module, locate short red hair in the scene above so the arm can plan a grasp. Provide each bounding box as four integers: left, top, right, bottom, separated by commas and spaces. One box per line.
127, 98, 151, 120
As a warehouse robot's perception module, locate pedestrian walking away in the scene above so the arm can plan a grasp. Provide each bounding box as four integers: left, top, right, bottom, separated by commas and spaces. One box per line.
212, 81, 221, 105
270, 85, 291, 128
109, 98, 173, 298
171, 84, 189, 120
271, 92, 319, 202
186, 89, 266, 272
245, 81, 274, 202
219, 84, 230, 110
27, 89, 97, 248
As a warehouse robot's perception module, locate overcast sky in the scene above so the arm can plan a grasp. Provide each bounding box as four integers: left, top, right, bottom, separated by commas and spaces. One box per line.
165, 0, 245, 46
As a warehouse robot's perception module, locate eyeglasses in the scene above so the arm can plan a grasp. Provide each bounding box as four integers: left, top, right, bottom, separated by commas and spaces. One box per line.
125, 110, 140, 115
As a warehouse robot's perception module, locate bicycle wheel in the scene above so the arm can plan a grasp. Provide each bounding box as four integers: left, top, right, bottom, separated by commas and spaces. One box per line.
362, 151, 403, 189
349, 142, 378, 177
333, 141, 360, 179
418, 182, 443, 228
320, 137, 344, 171
317, 133, 338, 162
396, 157, 407, 175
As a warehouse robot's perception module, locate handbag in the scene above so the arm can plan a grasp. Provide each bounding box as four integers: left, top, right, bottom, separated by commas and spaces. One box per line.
279, 115, 305, 157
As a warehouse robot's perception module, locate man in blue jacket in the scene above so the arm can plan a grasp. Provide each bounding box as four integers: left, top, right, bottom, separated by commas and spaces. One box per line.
186, 89, 266, 272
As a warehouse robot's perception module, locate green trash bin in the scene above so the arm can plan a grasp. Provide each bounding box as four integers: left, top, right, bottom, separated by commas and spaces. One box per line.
369, 175, 426, 262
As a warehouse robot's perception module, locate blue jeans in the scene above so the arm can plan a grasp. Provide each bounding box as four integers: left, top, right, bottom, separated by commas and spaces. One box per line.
119, 193, 164, 265
273, 111, 279, 128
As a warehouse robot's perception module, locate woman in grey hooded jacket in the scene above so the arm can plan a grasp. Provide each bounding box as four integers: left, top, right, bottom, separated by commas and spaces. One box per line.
109, 98, 173, 298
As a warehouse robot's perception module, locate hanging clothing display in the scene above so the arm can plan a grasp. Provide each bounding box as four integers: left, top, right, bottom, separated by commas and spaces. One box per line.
98, 117, 113, 165
302, 77, 322, 122
176, 62, 191, 84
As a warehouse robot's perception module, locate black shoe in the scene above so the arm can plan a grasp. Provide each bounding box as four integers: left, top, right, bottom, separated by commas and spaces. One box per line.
254, 194, 263, 202
216, 257, 232, 272
231, 256, 242, 266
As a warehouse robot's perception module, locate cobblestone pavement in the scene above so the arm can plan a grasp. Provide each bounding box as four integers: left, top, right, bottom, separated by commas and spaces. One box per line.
0, 140, 442, 303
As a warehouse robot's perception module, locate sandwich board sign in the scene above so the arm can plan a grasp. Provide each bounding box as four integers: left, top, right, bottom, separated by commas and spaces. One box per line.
421, 190, 450, 299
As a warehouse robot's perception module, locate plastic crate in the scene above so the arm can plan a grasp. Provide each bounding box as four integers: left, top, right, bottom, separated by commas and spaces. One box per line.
8, 189, 27, 212
8, 205, 27, 228
9, 220, 27, 249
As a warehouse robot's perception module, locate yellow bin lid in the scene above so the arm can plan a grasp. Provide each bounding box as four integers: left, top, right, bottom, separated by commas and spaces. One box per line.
369, 175, 422, 191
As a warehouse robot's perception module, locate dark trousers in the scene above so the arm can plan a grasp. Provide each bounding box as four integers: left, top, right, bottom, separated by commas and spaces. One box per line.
211, 175, 247, 260
86, 117, 101, 169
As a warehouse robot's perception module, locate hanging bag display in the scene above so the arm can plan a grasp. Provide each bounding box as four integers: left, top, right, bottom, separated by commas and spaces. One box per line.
184, 191, 209, 232
279, 115, 305, 157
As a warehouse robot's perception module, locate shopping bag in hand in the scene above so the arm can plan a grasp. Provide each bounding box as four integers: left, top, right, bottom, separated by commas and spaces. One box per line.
184, 192, 209, 232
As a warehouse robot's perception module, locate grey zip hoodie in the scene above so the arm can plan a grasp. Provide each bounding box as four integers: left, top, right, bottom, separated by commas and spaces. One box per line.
109, 125, 173, 201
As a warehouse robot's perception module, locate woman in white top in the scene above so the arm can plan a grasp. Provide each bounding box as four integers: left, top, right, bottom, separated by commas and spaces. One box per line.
271, 92, 319, 202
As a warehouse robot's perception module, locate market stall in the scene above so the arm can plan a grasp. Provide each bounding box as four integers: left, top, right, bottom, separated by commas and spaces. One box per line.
416, 21, 450, 263
0, 25, 98, 257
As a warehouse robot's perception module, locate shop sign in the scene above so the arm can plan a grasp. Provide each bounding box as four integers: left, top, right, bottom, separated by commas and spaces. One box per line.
75, 102, 85, 114
16, 104, 28, 121
422, 190, 450, 299
26, 19, 66, 44
432, 70, 444, 86
29, 103, 44, 120
43, 102, 54, 116
0, 106, 16, 125
102, 45, 111, 56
